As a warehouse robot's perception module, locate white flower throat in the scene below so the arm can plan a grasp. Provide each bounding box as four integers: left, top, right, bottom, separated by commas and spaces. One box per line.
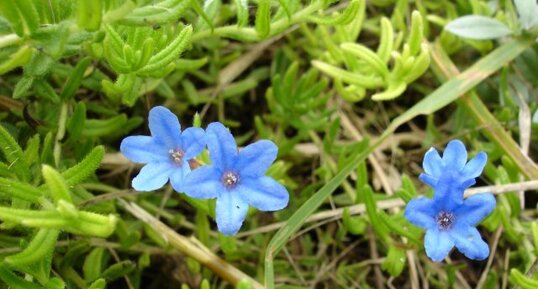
222, 171, 239, 188
169, 149, 184, 164
436, 211, 455, 230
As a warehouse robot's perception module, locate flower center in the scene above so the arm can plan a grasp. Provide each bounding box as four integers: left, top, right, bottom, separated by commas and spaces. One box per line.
436, 211, 455, 230
222, 171, 239, 188
169, 149, 184, 164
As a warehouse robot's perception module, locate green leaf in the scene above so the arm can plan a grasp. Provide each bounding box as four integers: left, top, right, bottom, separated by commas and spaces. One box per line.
83, 248, 105, 282
60, 57, 92, 101
77, 0, 102, 31
0, 45, 33, 75
510, 269, 538, 289
381, 245, 406, 277
377, 17, 393, 64
13, 76, 34, 99
0, 263, 43, 289
342, 208, 366, 235
306, 0, 361, 25
0, 177, 42, 202
42, 165, 72, 204
138, 25, 193, 76
363, 185, 390, 242
235, 0, 249, 27
118, 0, 191, 26
5, 228, 60, 267
255, 0, 271, 38
407, 11, 424, 56
83, 115, 128, 137
88, 279, 106, 289
62, 145, 105, 186
445, 15, 513, 40
35, 80, 61, 103
100, 261, 135, 282
67, 102, 87, 141
0, 124, 29, 181
0, 0, 39, 36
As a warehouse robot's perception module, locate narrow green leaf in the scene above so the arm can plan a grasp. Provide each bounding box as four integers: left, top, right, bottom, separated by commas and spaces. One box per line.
382, 245, 406, 277
5, 228, 60, 267
510, 269, 538, 289
255, 0, 271, 38
60, 57, 92, 100
139, 26, 193, 75
67, 102, 87, 141
306, 0, 361, 25
377, 17, 393, 64
118, 0, 190, 26
77, 0, 103, 31
0, 263, 43, 289
407, 11, 423, 56
235, 0, 249, 27
0, 177, 42, 202
62, 145, 105, 186
88, 279, 106, 289
83, 115, 128, 137
101, 261, 135, 281
42, 165, 72, 204
0, 124, 29, 181
83, 248, 105, 282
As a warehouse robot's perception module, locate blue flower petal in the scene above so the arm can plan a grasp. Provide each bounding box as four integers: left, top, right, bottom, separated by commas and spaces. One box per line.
433, 182, 464, 211
120, 136, 167, 163
461, 152, 487, 180
450, 226, 490, 260
236, 176, 289, 211
181, 127, 206, 160
169, 163, 192, 192
206, 122, 238, 169
423, 148, 443, 178
132, 162, 172, 191
235, 140, 277, 178
216, 191, 248, 235
442, 140, 467, 171
148, 106, 182, 148
454, 193, 496, 227
182, 165, 222, 199
404, 197, 437, 230
419, 173, 438, 188
424, 229, 454, 262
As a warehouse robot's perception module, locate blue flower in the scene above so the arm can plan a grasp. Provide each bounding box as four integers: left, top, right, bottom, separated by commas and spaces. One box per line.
404, 140, 496, 262
182, 122, 289, 235
120, 106, 206, 192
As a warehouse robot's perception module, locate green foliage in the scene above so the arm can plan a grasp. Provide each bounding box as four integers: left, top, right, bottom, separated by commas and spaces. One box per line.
1, 0, 538, 288
313, 9, 430, 101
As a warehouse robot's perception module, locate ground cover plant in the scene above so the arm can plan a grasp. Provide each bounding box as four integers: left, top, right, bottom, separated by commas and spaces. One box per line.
1, 0, 538, 288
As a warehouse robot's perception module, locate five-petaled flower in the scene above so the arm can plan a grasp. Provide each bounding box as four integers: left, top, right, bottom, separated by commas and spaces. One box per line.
182, 122, 290, 235
120, 106, 206, 192
404, 140, 496, 262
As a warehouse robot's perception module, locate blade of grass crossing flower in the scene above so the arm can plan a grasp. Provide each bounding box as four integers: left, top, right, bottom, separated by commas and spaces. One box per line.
430, 40, 538, 179
386, 37, 533, 133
